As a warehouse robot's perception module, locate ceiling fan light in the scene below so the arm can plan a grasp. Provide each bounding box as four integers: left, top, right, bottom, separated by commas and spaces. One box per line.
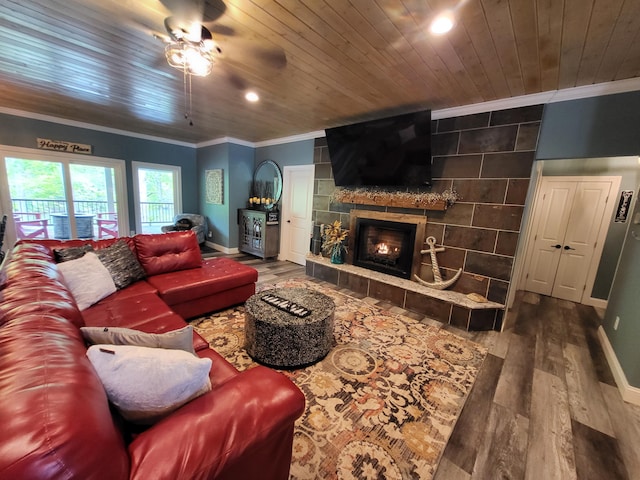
165, 44, 185, 68
185, 22, 202, 43
183, 46, 201, 63
190, 53, 213, 76
189, 61, 212, 76
202, 39, 215, 52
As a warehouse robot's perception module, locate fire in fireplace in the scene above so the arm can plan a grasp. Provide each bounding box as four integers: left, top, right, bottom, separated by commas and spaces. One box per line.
353, 218, 417, 279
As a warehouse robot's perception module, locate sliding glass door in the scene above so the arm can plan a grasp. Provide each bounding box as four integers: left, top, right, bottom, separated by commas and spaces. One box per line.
0, 146, 127, 246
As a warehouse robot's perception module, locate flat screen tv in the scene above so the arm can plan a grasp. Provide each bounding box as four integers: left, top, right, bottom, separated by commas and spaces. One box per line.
325, 110, 432, 187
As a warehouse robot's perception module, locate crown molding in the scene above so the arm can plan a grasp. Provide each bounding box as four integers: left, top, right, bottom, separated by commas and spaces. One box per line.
547, 77, 640, 103
3, 78, 640, 148
431, 91, 556, 120
301, 78, 640, 139
197, 136, 254, 148
431, 77, 640, 120
0, 107, 196, 148
254, 130, 325, 148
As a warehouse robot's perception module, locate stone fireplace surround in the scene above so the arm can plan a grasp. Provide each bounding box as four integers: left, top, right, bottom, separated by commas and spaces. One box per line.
310, 104, 543, 331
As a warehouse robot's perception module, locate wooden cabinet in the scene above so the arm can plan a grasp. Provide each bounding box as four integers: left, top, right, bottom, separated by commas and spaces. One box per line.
239, 209, 280, 259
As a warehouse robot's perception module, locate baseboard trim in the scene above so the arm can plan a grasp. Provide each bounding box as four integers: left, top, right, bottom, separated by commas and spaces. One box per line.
598, 326, 640, 406
205, 241, 238, 254
585, 297, 608, 309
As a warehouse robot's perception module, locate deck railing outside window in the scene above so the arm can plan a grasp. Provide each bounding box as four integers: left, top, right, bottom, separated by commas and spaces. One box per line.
11, 199, 175, 238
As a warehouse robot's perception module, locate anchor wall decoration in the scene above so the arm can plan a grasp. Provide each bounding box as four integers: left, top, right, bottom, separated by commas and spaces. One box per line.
414, 236, 462, 290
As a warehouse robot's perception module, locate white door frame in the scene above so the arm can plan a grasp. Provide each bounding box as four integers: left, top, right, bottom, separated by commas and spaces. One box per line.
280, 164, 314, 263
515, 171, 621, 308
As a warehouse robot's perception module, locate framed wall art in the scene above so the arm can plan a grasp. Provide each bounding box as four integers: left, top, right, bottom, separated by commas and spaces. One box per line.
205, 169, 223, 204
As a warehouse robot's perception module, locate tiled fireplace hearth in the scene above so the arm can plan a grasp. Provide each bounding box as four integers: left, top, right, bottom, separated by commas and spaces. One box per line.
306, 255, 505, 331
308, 210, 504, 331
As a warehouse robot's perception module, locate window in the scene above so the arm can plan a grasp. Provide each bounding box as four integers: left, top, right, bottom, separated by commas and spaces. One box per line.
132, 162, 181, 234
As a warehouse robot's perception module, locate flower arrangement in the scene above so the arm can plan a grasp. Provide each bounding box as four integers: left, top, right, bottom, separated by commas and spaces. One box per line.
322, 220, 348, 263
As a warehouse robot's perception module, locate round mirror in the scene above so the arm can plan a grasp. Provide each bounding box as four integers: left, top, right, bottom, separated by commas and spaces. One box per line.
252, 160, 283, 209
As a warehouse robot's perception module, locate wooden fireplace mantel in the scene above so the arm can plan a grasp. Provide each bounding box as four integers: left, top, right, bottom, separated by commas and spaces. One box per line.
333, 189, 448, 211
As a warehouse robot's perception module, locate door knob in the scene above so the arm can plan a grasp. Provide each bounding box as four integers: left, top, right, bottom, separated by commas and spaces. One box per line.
551, 244, 561, 249
287, 220, 291, 223
564, 245, 575, 250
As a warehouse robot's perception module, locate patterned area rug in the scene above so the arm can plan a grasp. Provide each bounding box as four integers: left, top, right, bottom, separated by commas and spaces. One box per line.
191, 279, 487, 479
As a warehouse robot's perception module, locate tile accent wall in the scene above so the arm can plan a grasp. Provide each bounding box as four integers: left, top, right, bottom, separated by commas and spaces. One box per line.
312, 105, 543, 329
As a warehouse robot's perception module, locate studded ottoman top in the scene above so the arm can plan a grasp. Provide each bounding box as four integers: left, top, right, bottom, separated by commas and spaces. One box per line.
244, 288, 335, 368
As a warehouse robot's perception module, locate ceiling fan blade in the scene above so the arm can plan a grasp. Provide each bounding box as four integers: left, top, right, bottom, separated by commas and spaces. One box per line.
159, 0, 204, 21
202, 0, 227, 24
160, 0, 205, 41
220, 37, 287, 71
119, 0, 172, 40
159, 0, 226, 25
253, 46, 287, 70
208, 23, 235, 37
223, 68, 248, 91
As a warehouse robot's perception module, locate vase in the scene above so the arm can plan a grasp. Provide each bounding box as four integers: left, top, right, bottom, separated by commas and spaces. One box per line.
330, 246, 344, 264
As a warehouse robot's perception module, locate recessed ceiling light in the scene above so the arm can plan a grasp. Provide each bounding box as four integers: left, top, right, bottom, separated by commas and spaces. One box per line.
245, 91, 259, 102
430, 11, 455, 35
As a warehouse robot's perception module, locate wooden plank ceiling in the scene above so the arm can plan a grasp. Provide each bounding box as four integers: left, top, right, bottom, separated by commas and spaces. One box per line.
0, 0, 638, 144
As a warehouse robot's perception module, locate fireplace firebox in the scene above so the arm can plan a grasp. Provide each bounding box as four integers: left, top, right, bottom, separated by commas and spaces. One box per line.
353, 218, 417, 279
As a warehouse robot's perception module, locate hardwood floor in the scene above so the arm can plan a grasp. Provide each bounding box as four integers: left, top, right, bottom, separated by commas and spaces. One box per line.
207, 252, 640, 479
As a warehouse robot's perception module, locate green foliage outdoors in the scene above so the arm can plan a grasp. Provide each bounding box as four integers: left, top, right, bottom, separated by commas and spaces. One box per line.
6, 158, 116, 201
6, 159, 176, 225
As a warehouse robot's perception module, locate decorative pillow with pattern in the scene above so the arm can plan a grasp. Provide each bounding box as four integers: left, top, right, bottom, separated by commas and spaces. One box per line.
95, 240, 146, 289
80, 325, 195, 354
54, 244, 94, 263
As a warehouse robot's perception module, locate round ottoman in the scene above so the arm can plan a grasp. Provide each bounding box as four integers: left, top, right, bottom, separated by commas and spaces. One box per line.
244, 288, 335, 368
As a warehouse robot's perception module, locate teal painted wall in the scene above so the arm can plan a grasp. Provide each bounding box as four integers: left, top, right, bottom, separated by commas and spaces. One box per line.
537, 91, 640, 159
255, 139, 314, 169
196, 142, 254, 248
536, 91, 640, 387
0, 113, 198, 233
197, 143, 230, 246
604, 198, 640, 386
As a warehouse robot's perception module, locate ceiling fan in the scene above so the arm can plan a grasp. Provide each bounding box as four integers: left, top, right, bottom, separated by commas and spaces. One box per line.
138, 0, 286, 124
147, 0, 286, 81
163, 16, 222, 77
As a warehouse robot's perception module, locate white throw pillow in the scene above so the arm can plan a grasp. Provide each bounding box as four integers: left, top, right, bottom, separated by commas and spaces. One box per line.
86, 344, 212, 424
57, 252, 117, 310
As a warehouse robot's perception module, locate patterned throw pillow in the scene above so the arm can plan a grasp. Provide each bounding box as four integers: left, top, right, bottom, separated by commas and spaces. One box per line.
95, 240, 146, 289
54, 244, 94, 263
80, 325, 196, 355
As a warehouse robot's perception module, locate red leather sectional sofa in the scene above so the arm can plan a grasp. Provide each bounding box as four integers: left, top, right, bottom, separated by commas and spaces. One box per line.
0, 230, 305, 479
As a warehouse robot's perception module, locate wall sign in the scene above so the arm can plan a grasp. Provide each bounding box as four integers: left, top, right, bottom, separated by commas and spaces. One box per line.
614, 190, 634, 223
37, 138, 92, 154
